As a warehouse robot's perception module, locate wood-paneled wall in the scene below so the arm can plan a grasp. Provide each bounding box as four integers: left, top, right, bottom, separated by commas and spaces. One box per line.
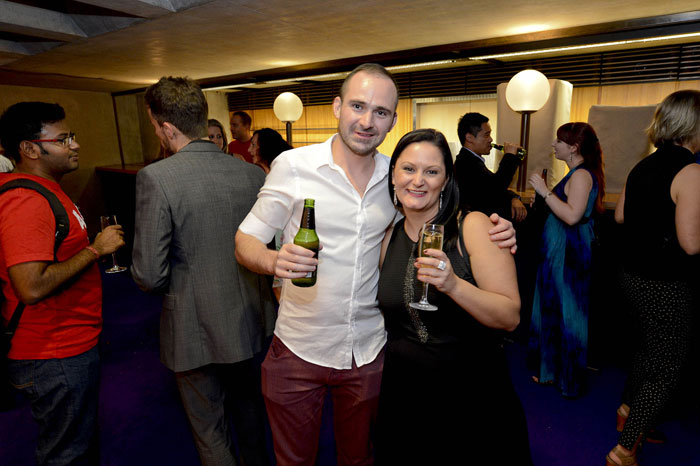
378, 99, 412, 156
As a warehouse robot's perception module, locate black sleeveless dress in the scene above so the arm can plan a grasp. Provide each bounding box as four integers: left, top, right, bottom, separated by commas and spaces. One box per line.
374, 219, 532, 465
616, 144, 699, 450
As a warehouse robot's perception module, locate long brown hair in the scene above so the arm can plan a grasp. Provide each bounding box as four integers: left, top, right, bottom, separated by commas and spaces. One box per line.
556, 122, 605, 213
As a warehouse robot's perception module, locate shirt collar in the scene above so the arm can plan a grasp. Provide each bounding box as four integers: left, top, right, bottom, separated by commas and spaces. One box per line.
464, 147, 485, 163
315, 135, 390, 178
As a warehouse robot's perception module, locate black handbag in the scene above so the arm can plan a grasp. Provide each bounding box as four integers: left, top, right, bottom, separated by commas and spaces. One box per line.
0, 178, 70, 410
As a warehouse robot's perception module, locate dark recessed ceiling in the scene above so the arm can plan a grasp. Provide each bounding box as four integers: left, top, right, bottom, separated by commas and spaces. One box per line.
1, 0, 700, 93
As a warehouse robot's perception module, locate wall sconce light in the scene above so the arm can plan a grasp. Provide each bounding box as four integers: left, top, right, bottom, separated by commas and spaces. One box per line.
505, 69, 550, 191
273, 92, 303, 145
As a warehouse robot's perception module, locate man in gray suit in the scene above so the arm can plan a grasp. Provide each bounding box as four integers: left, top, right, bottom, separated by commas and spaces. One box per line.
131, 76, 275, 466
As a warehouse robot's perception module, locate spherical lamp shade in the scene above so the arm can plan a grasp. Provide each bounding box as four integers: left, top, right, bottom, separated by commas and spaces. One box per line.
505, 69, 550, 112
273, 92, 303, 122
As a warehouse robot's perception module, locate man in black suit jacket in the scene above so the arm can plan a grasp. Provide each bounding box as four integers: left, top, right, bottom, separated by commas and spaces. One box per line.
454, 112, 527, 222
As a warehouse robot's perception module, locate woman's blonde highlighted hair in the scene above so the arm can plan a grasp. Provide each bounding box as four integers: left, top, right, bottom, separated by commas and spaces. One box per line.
647, 89, 700, 148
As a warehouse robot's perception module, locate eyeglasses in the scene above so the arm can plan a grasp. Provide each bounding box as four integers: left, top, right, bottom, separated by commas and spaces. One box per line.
31, 132, 76, 148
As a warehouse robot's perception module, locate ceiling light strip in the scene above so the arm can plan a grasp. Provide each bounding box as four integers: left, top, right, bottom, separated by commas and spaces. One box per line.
264, 72, 348, 85
261, 60, 459, 85
469, 32, 700, 60
386, 59, 457, 71
202, 83, 256, 90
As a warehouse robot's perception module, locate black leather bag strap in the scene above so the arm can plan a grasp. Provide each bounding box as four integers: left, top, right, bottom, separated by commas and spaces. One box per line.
2, 303, 25, 346
0, 179, 70, 260
0, 178, 70, 344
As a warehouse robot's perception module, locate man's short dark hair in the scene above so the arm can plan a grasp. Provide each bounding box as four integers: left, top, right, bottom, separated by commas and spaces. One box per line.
457, 112, 489, 146
0, 102, 65, 163
232, 111, 251, 128
339, 63, 399, 109
145, 76, 208, 140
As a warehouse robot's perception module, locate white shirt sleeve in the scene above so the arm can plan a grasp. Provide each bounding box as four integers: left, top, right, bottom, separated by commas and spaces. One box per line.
0, 155, 14, 173
239, 154, 296, 243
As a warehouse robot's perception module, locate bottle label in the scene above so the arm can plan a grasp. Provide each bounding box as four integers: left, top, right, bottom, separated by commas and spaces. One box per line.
293, 199, 318, 287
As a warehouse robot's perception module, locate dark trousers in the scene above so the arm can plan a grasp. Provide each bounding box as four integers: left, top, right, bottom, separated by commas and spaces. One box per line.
8, 346, 100, 466
261, 336, 383, 466
175, 359, 269, 466
618, 273, 694, 450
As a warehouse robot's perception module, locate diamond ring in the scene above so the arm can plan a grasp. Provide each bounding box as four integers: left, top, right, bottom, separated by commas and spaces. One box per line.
437, 260, 446, 271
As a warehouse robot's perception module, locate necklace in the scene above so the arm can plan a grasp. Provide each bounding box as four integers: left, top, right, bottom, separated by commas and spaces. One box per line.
402, 240, 429, 344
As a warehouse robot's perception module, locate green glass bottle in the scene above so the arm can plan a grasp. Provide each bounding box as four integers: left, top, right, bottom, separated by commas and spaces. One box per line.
491, 143, 527, 159
292, 199, 319, 287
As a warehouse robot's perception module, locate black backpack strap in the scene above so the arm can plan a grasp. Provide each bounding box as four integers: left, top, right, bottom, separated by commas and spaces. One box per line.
0, 178, 71, 343
2, 302, 25, 346
0, 179, 70, 259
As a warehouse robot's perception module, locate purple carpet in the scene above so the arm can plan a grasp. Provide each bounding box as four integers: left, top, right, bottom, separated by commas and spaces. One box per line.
2, 267, 699, 465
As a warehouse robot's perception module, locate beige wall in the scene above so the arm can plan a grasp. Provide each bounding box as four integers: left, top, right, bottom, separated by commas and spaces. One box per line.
416, 97, 498, 167
205, 91, 233, 144
571, 81, 700, 196
570, 80, 700, 122
0, 84, 122, 233
115, 91, 232, 166
114, 92, 164, 165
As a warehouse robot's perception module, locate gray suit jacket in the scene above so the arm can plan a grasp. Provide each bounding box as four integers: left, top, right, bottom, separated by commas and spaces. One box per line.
131, 140, 275, 372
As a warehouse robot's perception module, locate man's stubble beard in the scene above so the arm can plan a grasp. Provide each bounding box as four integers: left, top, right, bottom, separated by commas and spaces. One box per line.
337, 124, 381, 157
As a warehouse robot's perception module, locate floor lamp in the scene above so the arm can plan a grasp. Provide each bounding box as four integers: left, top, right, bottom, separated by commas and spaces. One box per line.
505, 70, 550, 192
273, 92, 303, 145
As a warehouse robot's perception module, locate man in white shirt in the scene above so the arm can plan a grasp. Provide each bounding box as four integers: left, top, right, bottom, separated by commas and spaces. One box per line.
0, 153, 13, 172
235, 63, 515, 466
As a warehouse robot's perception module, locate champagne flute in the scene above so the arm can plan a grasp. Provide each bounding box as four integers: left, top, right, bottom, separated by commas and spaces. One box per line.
409, 223, 444, 311
99, 215, 126, 273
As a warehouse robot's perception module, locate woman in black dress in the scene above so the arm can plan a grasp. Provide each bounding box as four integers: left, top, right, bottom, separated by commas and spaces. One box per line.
607, 90, 700, 466
374, 129, 532, 465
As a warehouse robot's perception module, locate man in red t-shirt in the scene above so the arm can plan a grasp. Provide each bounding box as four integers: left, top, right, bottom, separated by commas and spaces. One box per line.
0, 102, 124, 465
227, 110, 254, 163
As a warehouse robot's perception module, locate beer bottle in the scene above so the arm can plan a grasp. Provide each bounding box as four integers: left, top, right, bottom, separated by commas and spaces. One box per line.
491, 143, 527, 159
292, 199, 319, 287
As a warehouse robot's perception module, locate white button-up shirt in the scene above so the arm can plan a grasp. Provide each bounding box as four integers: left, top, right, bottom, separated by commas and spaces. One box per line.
239, 136, 397, 369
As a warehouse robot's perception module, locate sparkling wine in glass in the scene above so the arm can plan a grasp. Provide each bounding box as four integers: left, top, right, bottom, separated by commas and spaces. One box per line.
99, 215, 126, 273
409, 223, 444, 311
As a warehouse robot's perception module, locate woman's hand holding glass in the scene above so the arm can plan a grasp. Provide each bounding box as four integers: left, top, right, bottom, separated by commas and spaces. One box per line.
528, 173, 549, 197
414, 248, 457, 295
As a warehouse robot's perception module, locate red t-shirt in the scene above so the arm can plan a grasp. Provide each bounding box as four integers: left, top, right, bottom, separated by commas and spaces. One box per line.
227, 139, 253, 164
0, 173, 102, 360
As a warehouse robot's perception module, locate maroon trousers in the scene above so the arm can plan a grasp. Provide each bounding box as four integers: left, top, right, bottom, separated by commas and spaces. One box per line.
261, 336, 384, 466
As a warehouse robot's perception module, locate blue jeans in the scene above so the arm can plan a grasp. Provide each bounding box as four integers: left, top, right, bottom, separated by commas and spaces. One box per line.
8, 346, 100, 466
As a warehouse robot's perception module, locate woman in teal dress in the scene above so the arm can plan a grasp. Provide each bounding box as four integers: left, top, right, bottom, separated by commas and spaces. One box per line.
528, 122, 605, 398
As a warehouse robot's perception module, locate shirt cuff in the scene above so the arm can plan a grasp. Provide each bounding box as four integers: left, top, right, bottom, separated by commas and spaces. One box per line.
238, 211, 278, 244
